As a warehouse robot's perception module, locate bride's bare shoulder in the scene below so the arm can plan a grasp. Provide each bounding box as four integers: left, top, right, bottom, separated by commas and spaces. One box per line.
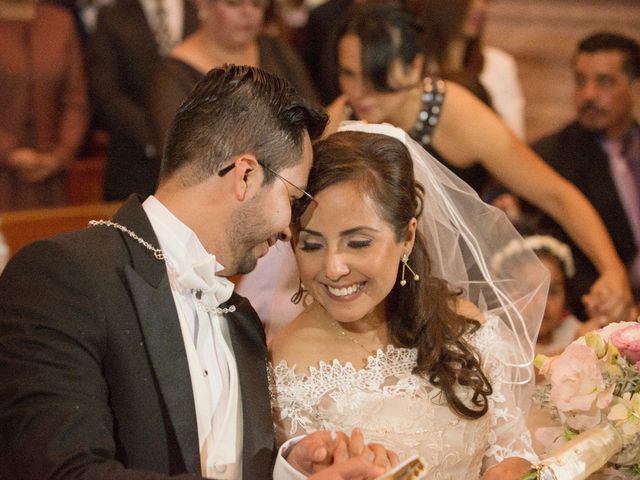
453, 298, 485, 324
269, 311, 327, 366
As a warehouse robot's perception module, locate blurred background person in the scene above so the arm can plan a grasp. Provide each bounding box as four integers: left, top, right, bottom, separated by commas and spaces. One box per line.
533, 32, 640, 319
0, 0, 89, 212
47, 0, 114, 44
148, 0, 319, 155
523, 234, 602, 356
299, 0, 361, 105
408, 0, 525, 139
87, 0, 198, 201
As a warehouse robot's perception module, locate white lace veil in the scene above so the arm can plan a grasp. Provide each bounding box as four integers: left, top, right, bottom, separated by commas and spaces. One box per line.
337, 121, 549, 397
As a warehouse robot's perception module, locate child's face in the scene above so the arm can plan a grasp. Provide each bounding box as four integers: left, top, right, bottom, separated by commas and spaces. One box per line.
539, 255, 567, 337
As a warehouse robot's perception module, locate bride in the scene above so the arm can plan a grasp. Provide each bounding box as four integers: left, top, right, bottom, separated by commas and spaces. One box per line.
268, 122, 549, 479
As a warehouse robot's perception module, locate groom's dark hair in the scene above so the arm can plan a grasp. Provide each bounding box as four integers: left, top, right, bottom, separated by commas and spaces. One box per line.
160, 64, 327, 186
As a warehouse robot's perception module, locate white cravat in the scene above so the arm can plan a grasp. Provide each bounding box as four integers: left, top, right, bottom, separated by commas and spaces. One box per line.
603, 139, 640, 289
143, 196, 242, 479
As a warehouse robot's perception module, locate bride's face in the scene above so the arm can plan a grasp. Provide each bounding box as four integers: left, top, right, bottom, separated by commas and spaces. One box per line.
294, 181, 413, 326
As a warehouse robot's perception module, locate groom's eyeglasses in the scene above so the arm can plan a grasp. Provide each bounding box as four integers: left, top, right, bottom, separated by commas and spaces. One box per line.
218, 160, 315, 224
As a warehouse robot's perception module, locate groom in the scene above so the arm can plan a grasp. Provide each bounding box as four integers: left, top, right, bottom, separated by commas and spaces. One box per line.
0, 65, 382, 479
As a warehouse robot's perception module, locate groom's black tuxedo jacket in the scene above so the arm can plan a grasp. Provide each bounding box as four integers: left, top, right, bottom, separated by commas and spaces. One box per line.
0, 197, 274, 479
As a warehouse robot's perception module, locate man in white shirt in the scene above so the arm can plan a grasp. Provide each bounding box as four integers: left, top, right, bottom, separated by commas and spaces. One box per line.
0, 64, 389, 480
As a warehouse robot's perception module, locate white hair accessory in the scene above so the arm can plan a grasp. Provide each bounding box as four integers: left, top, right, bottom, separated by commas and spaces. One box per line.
337, 121, 408, 142
526, 235, 575, 278
491, 235, 575, 279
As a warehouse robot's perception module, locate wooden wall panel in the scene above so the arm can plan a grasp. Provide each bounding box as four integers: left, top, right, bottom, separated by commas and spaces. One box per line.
483, 0, 640, 142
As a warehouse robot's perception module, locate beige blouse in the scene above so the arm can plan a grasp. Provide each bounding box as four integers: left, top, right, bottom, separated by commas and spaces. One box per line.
0, 3, 89, 212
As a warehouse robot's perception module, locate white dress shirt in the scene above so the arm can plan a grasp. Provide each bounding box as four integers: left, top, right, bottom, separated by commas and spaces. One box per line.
143, 196, 242, 479
143, 196, 308, 480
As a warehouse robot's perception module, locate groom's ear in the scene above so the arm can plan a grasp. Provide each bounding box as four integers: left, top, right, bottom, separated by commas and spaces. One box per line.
230, 154, 261, 202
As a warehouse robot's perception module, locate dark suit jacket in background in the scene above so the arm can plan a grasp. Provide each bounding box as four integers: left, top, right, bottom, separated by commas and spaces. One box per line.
0, 197, 274, 479
533, 121, 638, 318
87, 0, 198, 201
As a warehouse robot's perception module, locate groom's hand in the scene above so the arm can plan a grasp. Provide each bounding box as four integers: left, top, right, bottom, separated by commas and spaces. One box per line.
285, 430, 350, 475
308, 455, 385, 480
285, 429, 398, 476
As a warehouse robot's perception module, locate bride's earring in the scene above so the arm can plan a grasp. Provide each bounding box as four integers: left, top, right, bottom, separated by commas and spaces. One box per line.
291, 279, 306, 304
400, 254, 419, 287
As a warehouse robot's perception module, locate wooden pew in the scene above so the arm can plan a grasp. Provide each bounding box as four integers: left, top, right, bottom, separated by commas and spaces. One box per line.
1, 202, 243, 286
0, 202, 121, 257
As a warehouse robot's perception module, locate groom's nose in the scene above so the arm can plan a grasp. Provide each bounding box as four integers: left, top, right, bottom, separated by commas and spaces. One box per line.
278, 225, 292, 242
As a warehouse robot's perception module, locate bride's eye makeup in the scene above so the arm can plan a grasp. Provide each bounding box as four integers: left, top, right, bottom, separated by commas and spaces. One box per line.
299, 241, 323, 251
347, 239, 372, 249
297, 233, 324, 251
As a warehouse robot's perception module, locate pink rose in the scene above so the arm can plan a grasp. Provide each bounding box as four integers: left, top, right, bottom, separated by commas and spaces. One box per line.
610, 324, 640, 363
550, 343, 610, 412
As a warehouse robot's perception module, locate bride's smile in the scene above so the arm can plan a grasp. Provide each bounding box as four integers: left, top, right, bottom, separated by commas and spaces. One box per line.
293, 180, 415, 326
325, 282, 365, 299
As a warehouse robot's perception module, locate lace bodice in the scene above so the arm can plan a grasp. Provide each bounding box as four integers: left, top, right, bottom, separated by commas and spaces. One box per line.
269, 316, 537, 479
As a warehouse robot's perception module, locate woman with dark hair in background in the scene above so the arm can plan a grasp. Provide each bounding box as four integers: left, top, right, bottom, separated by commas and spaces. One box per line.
319, 1, 633, 323
408, 0, 525, 138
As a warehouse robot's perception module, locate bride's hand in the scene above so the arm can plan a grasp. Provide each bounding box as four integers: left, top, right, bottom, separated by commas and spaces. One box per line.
308, 455, 384, 480
341, 428, 399, 471
284, 430, 350, 475
480, 457, 532, 480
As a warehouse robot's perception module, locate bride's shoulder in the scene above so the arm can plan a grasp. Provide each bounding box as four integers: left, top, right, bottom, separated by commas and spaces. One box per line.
269, 312, 327, 367
453, 298, 485, 324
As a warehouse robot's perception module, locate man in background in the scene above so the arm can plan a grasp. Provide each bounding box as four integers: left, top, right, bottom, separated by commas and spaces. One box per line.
88, 0, 198, 200
533, 32, 640, 318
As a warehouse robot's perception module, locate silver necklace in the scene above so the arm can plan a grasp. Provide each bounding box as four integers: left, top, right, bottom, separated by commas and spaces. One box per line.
88, 219, 235, 315
89, 220, 165, 260
329, 318, 379, 357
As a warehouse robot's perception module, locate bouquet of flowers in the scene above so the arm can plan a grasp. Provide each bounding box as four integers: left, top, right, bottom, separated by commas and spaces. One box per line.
521, 321, 640, 479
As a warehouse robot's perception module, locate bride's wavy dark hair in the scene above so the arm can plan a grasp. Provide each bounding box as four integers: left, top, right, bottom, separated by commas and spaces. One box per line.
303, 131, 492, 419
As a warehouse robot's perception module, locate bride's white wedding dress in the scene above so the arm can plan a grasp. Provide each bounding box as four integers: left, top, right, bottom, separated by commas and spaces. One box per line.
269, 315, 538, 479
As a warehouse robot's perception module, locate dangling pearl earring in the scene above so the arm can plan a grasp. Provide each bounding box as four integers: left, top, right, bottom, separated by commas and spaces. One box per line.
400, 253, 420, 287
